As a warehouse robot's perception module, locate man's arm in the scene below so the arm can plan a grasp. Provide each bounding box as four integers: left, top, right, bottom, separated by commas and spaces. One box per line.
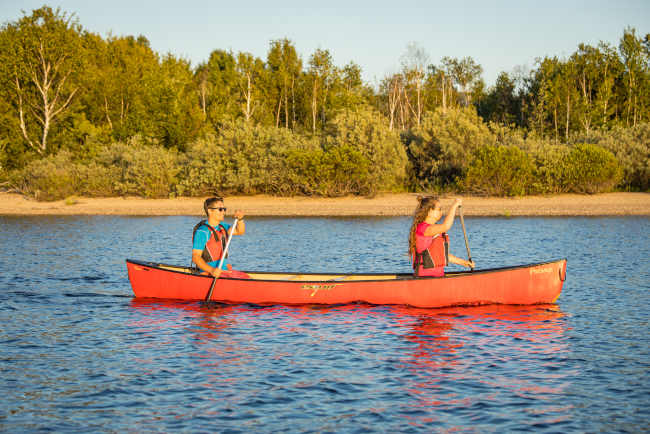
231, 219, 245, 235
231, 210, 245, 235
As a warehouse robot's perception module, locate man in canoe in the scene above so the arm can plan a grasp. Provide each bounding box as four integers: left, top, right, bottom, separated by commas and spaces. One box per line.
409, 196, 475, 277
192, 197, 250, 279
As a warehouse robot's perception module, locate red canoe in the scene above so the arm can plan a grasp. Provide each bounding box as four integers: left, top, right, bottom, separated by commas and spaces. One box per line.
126, 258, 567, 309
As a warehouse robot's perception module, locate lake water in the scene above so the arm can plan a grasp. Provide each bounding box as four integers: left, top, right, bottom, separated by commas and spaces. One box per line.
1, 215, 649, 432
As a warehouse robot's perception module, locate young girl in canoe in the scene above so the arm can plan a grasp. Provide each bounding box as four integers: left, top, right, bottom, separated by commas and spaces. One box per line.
409, 196, 475, 277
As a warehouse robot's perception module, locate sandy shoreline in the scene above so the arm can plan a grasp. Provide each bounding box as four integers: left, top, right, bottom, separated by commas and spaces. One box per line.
1, 192, 649, 217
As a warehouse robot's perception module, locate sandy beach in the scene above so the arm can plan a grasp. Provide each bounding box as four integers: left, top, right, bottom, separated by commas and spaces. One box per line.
1, 192, 649, 217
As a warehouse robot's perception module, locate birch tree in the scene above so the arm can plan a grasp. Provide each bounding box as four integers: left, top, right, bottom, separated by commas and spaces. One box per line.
595, 42, 623, 126
381, 68, 404, 131
510, 63, 530, 127
0, 7, 84, 155
449, 56, 484, 107
558, 59, 579, 140
619, 27, 648, 126
340, 62, 363, 109
572, 44, 604, 135
195, 63, 210, 117
400, 43, 430, 124
235, 52, 263, 121
266, 39, 302, 129
205, 49, 238, 126
84, 33, 160, 140
305, 47, 335, 132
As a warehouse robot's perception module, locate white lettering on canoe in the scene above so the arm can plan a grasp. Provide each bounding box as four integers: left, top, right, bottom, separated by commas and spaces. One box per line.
302, 284, 341, 297
530, 267, 552, 275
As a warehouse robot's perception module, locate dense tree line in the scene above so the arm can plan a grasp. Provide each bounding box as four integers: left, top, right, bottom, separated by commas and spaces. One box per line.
0, 6, 648, 197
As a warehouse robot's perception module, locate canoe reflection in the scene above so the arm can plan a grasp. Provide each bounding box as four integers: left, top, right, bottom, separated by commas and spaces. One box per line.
128, 299, 571, 422
395, 304, 568, 366
128, 300, 567, 362
391, 305, 571, 416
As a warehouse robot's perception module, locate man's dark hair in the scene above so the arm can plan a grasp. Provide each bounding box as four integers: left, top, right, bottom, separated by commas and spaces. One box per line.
203, 197, 224, 216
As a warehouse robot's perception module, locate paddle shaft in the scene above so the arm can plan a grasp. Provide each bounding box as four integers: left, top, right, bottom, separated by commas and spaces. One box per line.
458, 206, 473, 271
205, 218, 239, 302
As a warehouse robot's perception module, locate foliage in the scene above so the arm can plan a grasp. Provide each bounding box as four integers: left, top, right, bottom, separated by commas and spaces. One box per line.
178, 120, 318, 197
100, 140, 180, 198
574, 124, 650, 189
0, 6, 85, 156
178, 109, 405, 198
529, 144, 572, 194
1, 7, 648, 196
460, 141, 625, 196
12, 138, 179, 200
405, 107, 496, 185
460, 146, 534, 196
285, 145, 370, 196
324, 107, 408, 194
563, 143, 624, 194
11, 149, 117, 201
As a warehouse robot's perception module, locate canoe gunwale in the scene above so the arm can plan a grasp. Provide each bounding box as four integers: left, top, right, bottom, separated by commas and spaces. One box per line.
125, 258, 568, 283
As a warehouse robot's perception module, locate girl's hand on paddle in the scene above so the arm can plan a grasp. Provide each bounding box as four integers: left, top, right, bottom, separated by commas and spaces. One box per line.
234, 210, 244, 219
452, 198, 463, 208
210, 268, 223, 278
467, 260, 475, 269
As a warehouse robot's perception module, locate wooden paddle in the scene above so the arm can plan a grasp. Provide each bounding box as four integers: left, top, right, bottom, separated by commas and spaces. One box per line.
205, 218, 239, 302
458, 205, 474, 271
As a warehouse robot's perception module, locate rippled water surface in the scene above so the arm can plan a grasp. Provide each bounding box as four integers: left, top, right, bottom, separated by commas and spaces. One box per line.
1, 215, 649, 432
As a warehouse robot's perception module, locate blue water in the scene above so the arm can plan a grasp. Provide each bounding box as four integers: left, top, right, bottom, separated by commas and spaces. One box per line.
1, 215, 649, 432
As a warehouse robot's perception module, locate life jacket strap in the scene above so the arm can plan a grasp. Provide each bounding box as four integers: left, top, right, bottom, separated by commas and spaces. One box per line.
413, 252, 422, 278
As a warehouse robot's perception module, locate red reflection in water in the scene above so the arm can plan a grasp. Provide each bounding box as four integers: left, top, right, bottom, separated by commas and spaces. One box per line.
389, 304, 572, 427
128, 300, 572, 425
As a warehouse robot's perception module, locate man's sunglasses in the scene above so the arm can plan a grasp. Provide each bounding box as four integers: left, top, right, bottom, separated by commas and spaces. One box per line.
209, 207, 227, 212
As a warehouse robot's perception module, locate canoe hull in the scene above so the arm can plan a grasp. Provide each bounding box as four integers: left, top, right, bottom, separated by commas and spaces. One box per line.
126, 259, 566, 309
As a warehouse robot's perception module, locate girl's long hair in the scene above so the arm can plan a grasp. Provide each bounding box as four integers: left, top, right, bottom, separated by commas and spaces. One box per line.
408, 196, 440, 258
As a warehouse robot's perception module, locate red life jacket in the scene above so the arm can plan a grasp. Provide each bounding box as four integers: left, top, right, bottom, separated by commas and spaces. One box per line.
413, 232, 449, 278
192, 220, 229, 263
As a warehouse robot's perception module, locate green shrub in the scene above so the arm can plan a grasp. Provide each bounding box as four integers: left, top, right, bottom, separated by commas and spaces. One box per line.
179, 109, 406, 197
12, 138, 180, 200
178, 121, 318, 196
285, 145, 370, 196
16, 150, 117, 201
110, 144, 180, 198
530, 144, 572, 195
175, 135, 232, 197
461, 146, 534, 196
405, 106, 496, 185
573, 124, 650, 189
325, 107, 408, 194
564, 143, 623, 194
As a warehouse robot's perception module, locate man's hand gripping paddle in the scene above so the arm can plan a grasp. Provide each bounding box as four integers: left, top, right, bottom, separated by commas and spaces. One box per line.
205, 218, 239, 302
